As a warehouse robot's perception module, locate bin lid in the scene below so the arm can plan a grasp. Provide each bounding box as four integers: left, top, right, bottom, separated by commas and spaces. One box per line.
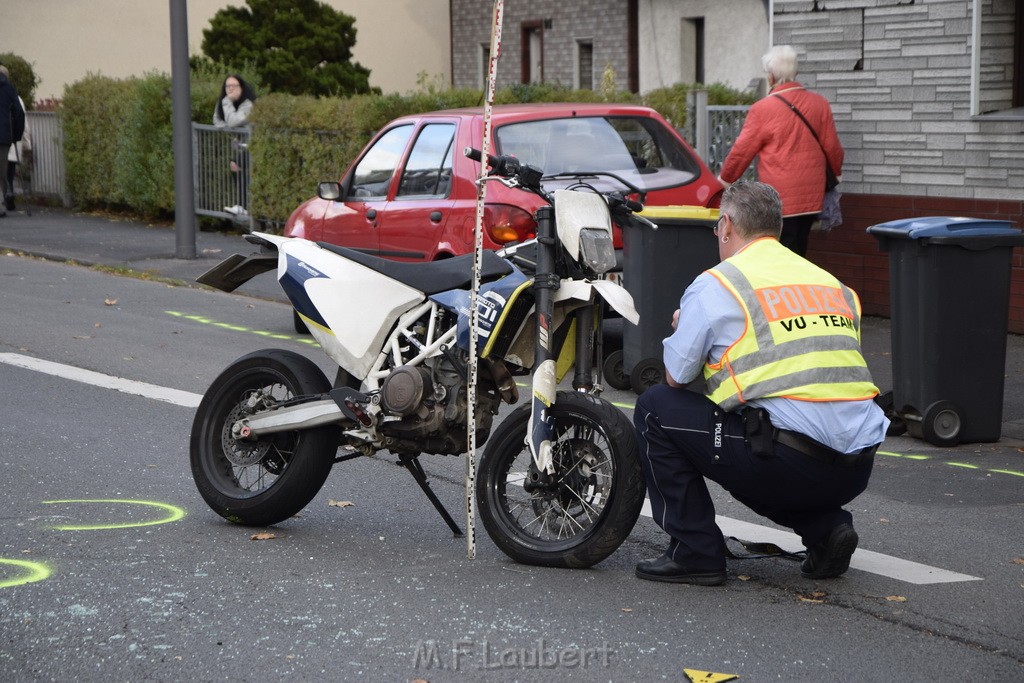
638, 205, 719, 222
866, 216, 1024, 247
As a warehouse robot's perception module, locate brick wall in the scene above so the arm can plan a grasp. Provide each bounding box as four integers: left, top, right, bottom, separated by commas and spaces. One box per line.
808, 193, 1024, 333
449, 0, 631, 91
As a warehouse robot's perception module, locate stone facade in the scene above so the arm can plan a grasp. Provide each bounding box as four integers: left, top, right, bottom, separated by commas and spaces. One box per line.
449, 0, 633, 91
774, 0, 1024, 332
449, 0, 1024, 331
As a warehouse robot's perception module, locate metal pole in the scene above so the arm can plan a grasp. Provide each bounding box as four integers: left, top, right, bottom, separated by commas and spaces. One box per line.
170, 0, 197, 259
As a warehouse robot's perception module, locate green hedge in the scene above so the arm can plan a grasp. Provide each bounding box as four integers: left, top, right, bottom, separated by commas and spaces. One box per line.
59, 73, 753, 222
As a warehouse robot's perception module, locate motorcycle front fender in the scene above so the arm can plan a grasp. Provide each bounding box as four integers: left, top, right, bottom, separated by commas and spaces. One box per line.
555, 279, 639, 326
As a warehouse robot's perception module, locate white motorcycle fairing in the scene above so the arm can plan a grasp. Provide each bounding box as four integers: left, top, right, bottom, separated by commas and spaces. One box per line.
265, 235, 426, 378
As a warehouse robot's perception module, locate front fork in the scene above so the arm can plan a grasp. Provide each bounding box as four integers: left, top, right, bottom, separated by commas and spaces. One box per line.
527, 205, 558, 476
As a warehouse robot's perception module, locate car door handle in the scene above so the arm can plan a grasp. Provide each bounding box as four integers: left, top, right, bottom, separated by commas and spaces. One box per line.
366, 208, 377, 220
429, 211, 442, 223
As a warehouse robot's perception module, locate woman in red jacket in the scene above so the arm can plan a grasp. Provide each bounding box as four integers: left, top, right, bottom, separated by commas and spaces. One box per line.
718, 45, 843, 257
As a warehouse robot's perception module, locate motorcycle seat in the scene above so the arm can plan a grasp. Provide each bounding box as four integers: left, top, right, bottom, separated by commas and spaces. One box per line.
316, 243, 515, 295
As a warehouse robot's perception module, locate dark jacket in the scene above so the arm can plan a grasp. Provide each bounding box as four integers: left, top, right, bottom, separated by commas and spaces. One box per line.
0, 74, 26, 146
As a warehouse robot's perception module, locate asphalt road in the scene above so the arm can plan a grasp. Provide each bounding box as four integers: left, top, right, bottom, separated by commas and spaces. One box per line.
1, 255, 1022, 681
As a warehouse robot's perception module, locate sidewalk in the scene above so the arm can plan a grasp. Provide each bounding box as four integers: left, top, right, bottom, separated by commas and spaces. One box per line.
3, 205, 1023, 446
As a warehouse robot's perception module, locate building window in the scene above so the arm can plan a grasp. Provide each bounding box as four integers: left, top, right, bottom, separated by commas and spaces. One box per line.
681, 17, 705, 85
521, 20, 544, 83
576, 40, 594, 90
973, 0, 1024, 117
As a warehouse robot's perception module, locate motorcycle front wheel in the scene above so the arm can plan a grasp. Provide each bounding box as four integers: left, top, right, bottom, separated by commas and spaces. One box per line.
190, 349, 338, 526
477, 391, 644, 568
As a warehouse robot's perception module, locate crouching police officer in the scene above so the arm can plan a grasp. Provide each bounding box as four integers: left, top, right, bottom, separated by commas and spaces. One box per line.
633, 181, 888, 586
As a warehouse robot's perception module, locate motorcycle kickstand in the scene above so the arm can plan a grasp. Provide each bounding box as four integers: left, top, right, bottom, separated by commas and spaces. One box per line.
397, 454, 464, 538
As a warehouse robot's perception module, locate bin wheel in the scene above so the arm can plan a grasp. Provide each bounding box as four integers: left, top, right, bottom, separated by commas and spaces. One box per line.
603, 349, 631, 391
630, 358, 665, 395
922, 400, 963, 447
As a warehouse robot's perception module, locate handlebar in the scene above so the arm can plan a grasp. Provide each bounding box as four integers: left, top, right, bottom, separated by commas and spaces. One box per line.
463, 146, 647, 215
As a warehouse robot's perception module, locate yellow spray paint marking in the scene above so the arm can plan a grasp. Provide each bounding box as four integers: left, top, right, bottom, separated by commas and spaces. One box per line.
0, 558, 52, 588
684, 669, 739, 683
879, 451, 1024, 478
43, 499, 186, 531
165, 311, 319, 347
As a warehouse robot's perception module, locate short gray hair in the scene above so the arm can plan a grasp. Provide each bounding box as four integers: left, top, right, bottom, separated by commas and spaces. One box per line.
721, 181, 783, 239
762, 45, 798, 84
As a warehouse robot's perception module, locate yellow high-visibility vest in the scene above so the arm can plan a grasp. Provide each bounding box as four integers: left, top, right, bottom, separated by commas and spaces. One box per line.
704, 238, 878, 411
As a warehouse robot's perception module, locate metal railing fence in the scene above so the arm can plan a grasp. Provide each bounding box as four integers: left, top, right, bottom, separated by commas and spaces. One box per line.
19, 112, 68, 205
192, 122, 252, 226
682, 91, 756, 181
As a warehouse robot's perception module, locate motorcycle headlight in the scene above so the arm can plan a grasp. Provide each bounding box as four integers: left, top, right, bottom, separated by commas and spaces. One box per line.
578, 228, 617, 274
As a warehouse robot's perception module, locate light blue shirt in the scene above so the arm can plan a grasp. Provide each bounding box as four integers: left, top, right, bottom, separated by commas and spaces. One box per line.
663, 271, 889, 454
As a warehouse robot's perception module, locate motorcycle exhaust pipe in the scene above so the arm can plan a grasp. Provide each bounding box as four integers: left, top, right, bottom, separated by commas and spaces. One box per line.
234, 388, 371, 438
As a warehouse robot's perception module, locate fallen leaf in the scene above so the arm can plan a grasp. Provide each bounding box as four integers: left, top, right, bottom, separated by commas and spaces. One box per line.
250, 532, 277, 541
328, 499, 355, 508
73, 335, 93, 340
621, 608, 633, 613
94, 323, 102, 328
879, 518, 890, 523
886, 595, 908, 602
104, 298, 118, 306
1012, 557, 1024, 566
738, 575, 751, 581
798, 596, 824, 604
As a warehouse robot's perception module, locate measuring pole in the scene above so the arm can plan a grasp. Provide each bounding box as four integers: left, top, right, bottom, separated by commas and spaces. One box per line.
465, 0, 504, 561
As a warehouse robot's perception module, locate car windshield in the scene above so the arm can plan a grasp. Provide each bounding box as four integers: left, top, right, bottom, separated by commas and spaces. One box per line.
493, 116, 701, 191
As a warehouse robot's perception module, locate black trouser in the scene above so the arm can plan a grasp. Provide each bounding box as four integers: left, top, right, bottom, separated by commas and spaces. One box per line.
780, 213, 819, 257
633, 385, 873, 570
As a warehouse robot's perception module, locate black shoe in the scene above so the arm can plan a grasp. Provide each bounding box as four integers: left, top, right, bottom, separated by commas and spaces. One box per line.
801, 523, 858, 579
635, 554, 726, 586
3, 195, 13, 212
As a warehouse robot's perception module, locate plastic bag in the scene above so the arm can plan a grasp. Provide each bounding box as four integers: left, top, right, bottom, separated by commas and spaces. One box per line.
815, 187, 842, 232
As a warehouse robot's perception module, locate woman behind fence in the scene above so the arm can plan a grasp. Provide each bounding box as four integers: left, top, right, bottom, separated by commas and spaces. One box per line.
213, 75, 256, 217
718, 45, 843, 257
0, 65, 26, 217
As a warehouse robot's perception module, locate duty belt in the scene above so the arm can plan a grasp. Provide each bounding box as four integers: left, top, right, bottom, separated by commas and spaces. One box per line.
773, 428, 876, 468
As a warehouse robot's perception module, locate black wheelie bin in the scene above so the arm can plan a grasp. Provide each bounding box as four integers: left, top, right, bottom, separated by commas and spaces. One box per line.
867, 216, 1024, 446
616, 206, 720, 394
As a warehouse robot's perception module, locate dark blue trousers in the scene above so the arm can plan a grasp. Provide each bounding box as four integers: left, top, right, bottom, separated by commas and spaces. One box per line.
633, 384, 873, 570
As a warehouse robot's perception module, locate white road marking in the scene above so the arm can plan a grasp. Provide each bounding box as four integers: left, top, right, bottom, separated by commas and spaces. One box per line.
0, 353, 202, 408
0, 352, 989, 585
640, 499, 982, 585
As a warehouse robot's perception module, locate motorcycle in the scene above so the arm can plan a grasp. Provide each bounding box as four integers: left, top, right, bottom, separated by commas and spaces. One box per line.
190, 148, 648, 568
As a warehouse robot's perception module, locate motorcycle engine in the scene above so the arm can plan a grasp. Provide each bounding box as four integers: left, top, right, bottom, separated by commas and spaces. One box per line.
378, 357, 497, 455
381, 366, 433, 417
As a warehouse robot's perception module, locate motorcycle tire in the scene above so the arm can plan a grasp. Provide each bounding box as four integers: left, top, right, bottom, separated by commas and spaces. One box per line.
190, 348, 338, 526
477, 391, 644, 568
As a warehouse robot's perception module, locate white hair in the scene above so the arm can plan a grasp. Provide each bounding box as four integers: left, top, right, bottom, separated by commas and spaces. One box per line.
762, 45, 799, 84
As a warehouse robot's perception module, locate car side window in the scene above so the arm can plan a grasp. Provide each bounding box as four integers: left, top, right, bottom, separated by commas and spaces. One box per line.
348, 124, 414, 200
397, 123, 456, 199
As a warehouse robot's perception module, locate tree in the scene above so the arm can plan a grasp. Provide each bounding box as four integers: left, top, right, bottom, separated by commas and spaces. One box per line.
201, 0, 374, 97
0, 52, 40, 108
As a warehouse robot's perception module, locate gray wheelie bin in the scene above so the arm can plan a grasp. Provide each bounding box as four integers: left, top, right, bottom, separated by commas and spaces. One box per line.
618, 206, 720, 394
867, 216, 1024, 446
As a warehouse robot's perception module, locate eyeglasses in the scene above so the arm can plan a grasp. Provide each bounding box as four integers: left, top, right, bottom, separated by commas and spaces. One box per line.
713, 214, 727, 235
225, 83, 241, 90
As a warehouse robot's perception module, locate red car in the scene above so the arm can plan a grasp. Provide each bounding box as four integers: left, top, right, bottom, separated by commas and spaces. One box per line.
283, 103, 722, 259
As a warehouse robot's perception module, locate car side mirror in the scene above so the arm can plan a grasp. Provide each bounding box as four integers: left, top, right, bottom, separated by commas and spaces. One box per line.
317, 181, 343, 201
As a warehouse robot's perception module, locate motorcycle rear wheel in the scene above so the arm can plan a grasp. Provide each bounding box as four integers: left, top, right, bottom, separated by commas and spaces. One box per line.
477, 391, 644, 568
190, 349, 338, 526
